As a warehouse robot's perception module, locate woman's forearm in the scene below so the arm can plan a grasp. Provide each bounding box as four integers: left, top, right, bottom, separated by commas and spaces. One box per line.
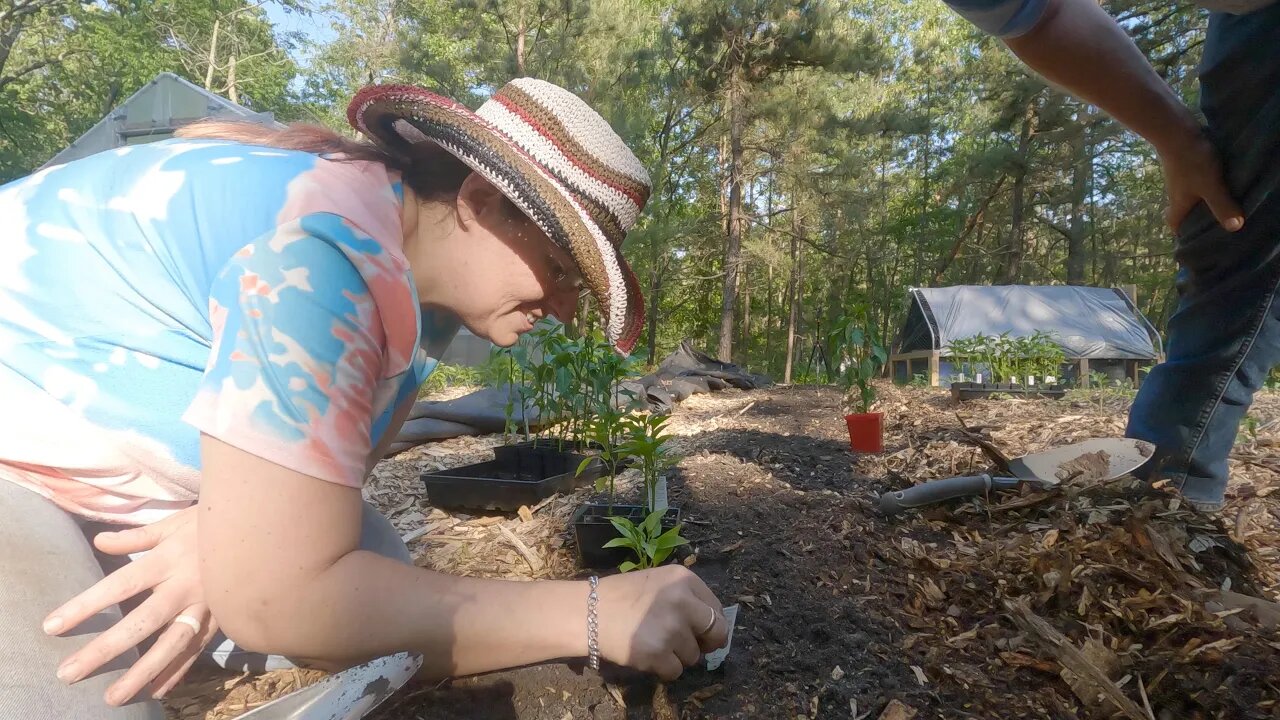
238, 550, 589, 676
1004, 0, 1202, 153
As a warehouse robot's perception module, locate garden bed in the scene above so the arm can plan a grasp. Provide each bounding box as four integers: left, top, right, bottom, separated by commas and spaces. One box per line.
167, 384, 1280, 720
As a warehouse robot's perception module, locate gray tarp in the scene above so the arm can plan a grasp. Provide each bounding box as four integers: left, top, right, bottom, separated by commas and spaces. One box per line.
896, 285, 1161, 360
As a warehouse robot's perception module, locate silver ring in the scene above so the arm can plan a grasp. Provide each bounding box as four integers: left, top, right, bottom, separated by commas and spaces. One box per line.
698, 606, 718, 636
172, 614, 202, 634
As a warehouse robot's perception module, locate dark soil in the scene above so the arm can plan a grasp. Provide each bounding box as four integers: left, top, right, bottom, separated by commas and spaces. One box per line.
372, 385, 1280, 720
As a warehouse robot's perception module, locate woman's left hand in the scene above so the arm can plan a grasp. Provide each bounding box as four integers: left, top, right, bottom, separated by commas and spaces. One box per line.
42, 505, 218, 706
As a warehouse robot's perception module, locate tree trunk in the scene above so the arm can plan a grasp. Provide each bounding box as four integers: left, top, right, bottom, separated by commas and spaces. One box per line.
1065, 121, 1091, 285
1003, 98, 1038, 284
227, 54, 238, 104
204, 18, 220, 91
764, 174, 776, 374
717, 72, 744, 362
646, 258, 661, 365
765, 261, 775, 374
784, 199, 803, 384
0, 19, 24, 82
516, 4, 526, 76
915, 82, 932, 286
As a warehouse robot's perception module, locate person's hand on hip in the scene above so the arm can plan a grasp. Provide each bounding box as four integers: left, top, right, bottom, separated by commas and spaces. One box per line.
1158, 131, 1246, 234
42, 505, 216, 706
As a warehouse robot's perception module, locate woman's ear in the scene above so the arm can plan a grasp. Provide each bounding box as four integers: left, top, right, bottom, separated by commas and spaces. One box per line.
455, 173, 507, 229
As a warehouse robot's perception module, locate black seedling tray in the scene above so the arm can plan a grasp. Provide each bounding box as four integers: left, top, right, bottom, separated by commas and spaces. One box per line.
422, 450, 599, 512
950, 381, 1066, 401
572, 503, 681, 570
494, 440, 624, 478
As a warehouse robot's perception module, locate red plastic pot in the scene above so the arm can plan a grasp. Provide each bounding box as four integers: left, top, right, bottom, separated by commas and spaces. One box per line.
844, 412, 884, 453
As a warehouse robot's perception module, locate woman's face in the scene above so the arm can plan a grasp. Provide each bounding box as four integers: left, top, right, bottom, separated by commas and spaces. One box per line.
416, 174, 584, 347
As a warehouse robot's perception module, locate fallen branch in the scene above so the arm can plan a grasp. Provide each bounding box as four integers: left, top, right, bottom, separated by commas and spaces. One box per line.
1005, 599, 1149, 720
498, 524, 544, 573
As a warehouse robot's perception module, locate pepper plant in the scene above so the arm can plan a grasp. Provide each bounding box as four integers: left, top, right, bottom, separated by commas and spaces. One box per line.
602, 510, 688, 573
619, 412, 673, 513
831, 314, 888, 414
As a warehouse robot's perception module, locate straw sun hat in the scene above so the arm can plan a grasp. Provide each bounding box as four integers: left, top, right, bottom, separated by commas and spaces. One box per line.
347, 79, 651, 355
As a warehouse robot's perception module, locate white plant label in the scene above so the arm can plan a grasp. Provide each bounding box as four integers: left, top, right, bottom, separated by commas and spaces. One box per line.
704, 604, 739, 671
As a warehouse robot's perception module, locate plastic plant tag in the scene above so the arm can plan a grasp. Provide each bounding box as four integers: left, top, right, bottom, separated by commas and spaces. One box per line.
1028, 376, 1035, 386
975, 373, 983, 384
1047, 376, 1057, 384
704, 604, 739, 671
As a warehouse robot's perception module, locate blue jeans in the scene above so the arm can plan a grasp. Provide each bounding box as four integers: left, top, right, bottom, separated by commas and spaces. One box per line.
1126, 5, 1280, 511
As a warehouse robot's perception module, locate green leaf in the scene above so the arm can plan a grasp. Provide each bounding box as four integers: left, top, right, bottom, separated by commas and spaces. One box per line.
654, 525, 689, 550
618, 561, 640, 573
652, 544, 678, 566
602, 537, 635, 549
576, 456, 594, 478
641, 509, 665, 537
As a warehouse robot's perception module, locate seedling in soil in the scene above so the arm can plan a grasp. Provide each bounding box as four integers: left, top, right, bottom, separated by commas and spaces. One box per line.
603, 509, 689, 572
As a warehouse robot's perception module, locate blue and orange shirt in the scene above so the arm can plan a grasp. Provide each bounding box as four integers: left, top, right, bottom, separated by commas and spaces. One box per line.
0, 140, 450, 522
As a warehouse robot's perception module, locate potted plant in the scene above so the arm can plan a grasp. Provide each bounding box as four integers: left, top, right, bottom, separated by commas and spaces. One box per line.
833, 315, 888, 453
572, 412, 683, 570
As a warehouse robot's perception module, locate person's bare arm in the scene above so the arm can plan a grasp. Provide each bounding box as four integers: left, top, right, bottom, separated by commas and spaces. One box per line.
1001, 0, 1244, 231
198, 435, 728, 679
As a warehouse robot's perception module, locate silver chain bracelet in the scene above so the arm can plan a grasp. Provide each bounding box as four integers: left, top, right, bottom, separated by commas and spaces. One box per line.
587, 576, 601, 671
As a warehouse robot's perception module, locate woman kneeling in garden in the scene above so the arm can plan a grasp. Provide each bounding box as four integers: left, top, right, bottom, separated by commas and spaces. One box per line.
0, 79, 728, 718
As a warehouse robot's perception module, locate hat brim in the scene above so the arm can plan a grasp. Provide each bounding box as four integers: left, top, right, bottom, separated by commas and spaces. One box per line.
347, 84, 645, 355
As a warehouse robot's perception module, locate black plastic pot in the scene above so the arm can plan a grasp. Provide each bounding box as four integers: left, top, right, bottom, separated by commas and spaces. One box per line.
572, 503, 681, 570
422, 450, 599, 512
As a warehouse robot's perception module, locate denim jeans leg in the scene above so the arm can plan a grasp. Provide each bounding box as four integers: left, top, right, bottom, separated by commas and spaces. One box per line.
1127, 197, 1280, 511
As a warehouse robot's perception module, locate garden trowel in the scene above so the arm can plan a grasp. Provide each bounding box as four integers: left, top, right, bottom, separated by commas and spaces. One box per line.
878, 438, 1154, 516
237, 652, 421, 719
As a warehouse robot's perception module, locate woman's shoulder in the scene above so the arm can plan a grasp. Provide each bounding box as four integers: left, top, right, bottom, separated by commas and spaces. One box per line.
275, 155, 404, 258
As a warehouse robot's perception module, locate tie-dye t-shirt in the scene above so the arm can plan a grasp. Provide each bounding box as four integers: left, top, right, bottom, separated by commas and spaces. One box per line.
0, 139, 448, 523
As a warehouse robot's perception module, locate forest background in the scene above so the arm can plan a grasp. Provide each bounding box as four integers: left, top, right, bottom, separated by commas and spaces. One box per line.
0, 0, 1204, 380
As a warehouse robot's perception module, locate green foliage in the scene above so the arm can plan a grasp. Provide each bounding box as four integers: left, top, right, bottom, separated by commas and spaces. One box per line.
1237, 414, 1260, 446
619, 413, 674, 513
909, 374, 929, 389
4, 0, 1205, 391
1265, 368, 1280, 392
947, 332, 1064, 385
2, 0, 302, 181
418, 363, 483, 398
1065, 371, 1136, 410
602, 510, 688, 572
831, 314, 887, 414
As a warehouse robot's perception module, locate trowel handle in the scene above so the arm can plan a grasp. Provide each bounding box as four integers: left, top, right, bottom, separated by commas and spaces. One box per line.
879, 474, 994, 515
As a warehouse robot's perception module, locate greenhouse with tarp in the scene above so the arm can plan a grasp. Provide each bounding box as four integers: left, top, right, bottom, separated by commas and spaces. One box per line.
891, 285, 1163, 388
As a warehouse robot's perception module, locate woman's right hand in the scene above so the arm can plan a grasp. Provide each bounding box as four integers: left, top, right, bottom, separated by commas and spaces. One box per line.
595, 565, 729, 680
